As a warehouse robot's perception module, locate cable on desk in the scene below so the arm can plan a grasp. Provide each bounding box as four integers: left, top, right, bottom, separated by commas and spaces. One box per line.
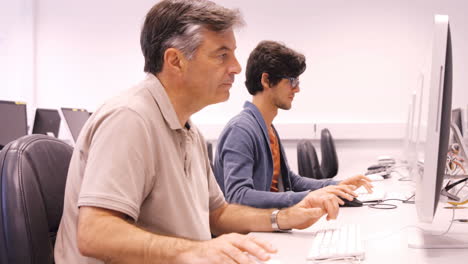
432, 208, 456, 236
445, 178, 468, 193
403, 194, 416, 203
367, 202, 397, 209
398, 176, 413, 182
365, 195, 415, 210
455, 181, 468, 196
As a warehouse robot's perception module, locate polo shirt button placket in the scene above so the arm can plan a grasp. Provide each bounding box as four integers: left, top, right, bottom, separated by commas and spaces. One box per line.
180, 131, 190, 177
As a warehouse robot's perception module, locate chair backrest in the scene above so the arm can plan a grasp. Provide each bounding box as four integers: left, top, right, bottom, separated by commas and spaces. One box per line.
320, 128, 339, 178
0, 135, 73, 264
207, 142, 213, 165
297, 139, 323, 179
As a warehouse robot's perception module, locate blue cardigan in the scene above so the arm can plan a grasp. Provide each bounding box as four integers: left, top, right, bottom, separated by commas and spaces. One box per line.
214, 101, 338, 209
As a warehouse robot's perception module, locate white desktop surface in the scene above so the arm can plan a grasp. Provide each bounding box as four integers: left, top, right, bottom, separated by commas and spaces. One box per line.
250, 177, 468, 264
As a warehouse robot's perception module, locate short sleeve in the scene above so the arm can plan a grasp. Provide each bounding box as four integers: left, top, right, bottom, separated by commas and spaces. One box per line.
78, 108, 155, 221
208, 167, 226, 211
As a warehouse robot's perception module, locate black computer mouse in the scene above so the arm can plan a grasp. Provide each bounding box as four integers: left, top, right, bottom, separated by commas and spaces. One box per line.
340, 197, 363, 207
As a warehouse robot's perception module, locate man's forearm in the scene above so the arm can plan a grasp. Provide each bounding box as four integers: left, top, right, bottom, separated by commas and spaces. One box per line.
210, 204, 276, 235
78, 207, 196, 263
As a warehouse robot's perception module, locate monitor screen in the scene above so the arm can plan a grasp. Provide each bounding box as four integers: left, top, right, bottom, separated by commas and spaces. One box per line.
32, 108, 61, 137
0, 100, 28, 148
413, 15, 452, 224
61, 108, 90, 142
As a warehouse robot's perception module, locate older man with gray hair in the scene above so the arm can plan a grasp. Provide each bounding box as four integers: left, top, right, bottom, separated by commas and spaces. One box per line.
55, 1, 345, 263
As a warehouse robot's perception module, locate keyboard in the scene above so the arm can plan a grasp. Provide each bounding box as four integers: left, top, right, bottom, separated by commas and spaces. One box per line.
365, 173, 385, 181
307, 221, 364, 261
356, 188, 386, 202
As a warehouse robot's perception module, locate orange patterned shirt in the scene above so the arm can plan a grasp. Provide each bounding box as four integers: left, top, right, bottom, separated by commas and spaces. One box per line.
268, 126, 281, 192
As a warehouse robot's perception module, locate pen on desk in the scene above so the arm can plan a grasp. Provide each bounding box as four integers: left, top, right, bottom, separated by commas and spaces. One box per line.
453, 219, 468, 223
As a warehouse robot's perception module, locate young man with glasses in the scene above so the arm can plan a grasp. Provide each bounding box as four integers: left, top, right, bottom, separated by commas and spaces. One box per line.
214, 41, 372, 209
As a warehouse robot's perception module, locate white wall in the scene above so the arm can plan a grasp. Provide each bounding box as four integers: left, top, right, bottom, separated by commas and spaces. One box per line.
0, 0, 35, 128
34, 0, 153, 111
2, 0, 468, 140
0, 0, 35, 102
199, 0, 468, 125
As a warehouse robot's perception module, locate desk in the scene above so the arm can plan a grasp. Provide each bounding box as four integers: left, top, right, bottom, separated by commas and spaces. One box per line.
250, 176, 468, 264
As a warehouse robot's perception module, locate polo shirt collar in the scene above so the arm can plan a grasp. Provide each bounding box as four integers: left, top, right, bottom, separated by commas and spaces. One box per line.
144, 73, 191, 130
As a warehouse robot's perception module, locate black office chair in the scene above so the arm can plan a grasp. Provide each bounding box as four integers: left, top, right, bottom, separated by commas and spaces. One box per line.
320, 128, 339, 178
297, 139, 324, 179
206, 141, 215, 171
0, 135, 73, 264
206, 142, 213, 165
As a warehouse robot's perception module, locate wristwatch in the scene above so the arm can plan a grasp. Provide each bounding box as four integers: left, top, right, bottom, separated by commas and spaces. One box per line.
270, 209, 292, 232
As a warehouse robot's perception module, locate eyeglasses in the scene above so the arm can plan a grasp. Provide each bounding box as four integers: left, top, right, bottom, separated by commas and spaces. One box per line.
279, 76, 300, 88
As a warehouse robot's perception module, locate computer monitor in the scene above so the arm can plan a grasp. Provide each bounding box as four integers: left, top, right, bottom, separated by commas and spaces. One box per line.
466, 106, 468, 137
401, 73, 425, 182
451, 108, 465, 137
409, 15, 468, 249
0, 100, 28, 149
32, 108, 61, 137
414, 14, 452, 224
402, 91, 416, 163
61, 107, 90, 142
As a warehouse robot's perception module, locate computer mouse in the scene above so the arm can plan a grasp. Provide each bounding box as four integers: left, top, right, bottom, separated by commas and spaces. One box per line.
340, 197, 363, 207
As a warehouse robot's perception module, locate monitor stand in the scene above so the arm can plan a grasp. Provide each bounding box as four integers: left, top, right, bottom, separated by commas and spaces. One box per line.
408, 228, 468, 248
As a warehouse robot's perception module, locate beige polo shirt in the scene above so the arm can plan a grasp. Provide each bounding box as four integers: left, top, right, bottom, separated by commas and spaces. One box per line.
54, 74, 226, 263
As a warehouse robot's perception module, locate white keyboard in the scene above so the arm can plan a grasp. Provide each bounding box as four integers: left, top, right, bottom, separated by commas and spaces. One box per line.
307, 221, 365, 261
365, 173, 385, 181
355, 185, 387, 202
356, 188, 386, 202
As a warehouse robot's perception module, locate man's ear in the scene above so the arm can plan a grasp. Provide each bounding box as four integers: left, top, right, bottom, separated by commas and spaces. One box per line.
261, 72, 271, 90
163, 48, 186, 74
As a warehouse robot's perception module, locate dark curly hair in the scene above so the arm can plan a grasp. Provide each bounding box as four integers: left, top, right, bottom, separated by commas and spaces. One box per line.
245, 41, 306, 95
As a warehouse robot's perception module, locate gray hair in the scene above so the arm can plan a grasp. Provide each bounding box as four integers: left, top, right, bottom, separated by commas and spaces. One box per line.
141, 0, 244, 74
164, 24, 202, 60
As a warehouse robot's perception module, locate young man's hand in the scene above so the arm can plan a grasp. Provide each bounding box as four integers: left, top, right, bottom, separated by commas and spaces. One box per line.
276, 190, 344, 230
176, 233, 277, 264
339, 175, 373, 193
314, 184, 358, 201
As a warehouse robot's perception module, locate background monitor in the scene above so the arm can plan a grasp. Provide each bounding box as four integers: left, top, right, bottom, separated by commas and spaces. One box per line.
403, 91, 416, 163
61, 107, 90, 142
0, 100, 28, 149
32, 108, 61, 137
451, 108, 465, 137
